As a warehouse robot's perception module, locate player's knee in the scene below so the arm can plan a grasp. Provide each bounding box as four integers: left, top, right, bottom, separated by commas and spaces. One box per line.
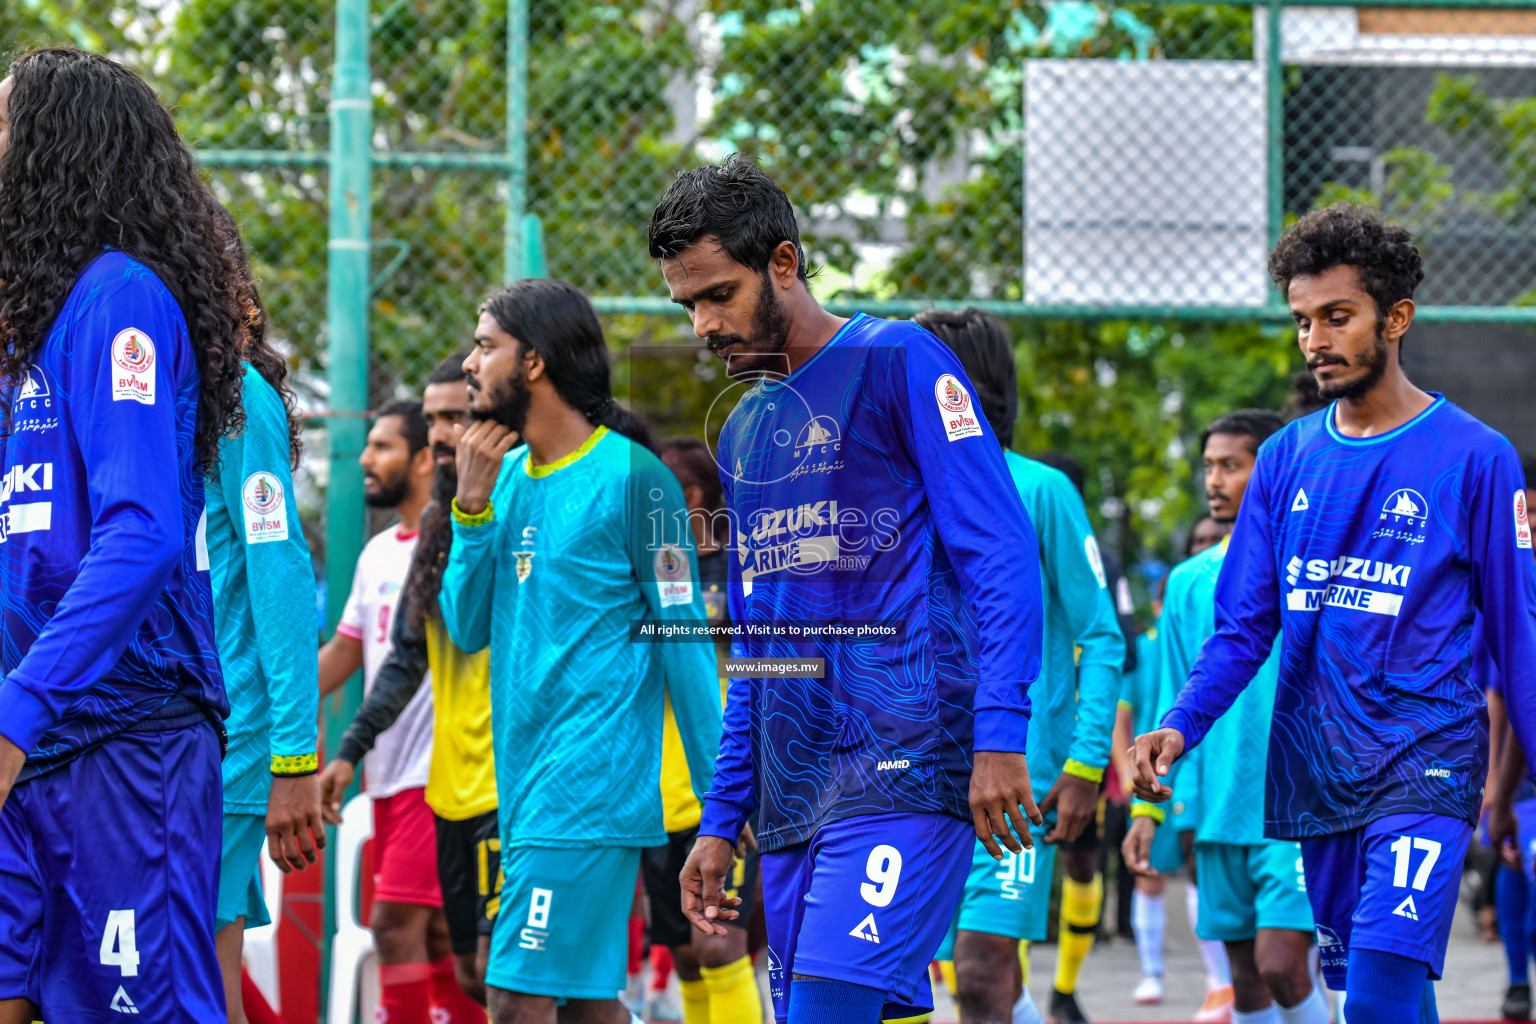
690, 927, 745, 972
488, 988, 548, 1024
1256, 956, 1311, 1007
953, 933, 1015, 1020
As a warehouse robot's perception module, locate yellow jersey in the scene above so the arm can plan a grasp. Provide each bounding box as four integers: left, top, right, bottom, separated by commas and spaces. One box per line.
424, 617, 497, 820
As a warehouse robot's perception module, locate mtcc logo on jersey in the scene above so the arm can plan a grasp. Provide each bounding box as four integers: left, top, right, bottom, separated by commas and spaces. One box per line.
1381, 488, 1429, 527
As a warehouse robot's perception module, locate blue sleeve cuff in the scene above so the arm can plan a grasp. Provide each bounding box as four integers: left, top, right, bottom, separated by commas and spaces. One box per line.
1160, 708, 1197, 747
973, 707, 1030, 754
697, 798, 749, 843
0, 679, 51, 755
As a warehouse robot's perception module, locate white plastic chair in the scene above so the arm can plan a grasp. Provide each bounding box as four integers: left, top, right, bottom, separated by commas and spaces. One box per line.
241, 840, 285, 1010
327, 793, 377, 1024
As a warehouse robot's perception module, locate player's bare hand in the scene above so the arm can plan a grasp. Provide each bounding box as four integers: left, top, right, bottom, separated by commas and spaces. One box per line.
970, 750, 1044, 860
681, 834, 744, 937
1040, 771, 1098, 844
1123, 815, 1160, 876
1489, 794, 1520, 868
0, 735, 24, 816
319, 758, 355, 826
1130, 728, 1185, 802
455, 420, 519, 516
267, 774, 325, 873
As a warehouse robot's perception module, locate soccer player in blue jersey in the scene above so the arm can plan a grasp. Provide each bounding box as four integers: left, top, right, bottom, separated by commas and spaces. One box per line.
441, 279, 723, 1024
207, 232, 324, 1023
0, 49, 252, 1021
914, 308, 1123, 1024
1132, 204, 1536, 1023
649, 159, 1045, 1024
1125, 410, 1328, 1024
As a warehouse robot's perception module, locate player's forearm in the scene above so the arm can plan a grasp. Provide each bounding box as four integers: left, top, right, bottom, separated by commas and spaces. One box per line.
1064, 661, 1121, 779
336, 616, 429, 765
316, 634, 364, 697
441, 506, 499, 653
697, 674, 756, 840
254, 536, 321, 761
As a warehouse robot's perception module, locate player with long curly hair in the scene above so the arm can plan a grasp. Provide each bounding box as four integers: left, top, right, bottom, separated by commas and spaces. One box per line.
0, 47, 251, 1022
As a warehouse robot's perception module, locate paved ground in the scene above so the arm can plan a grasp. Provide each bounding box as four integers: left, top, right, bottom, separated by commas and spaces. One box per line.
732, 875, 1512, 1024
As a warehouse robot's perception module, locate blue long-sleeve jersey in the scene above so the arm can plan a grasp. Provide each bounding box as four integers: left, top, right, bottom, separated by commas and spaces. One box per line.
1164, 397, 1536, 838
0, 252, 226, 781
698, 313, 1043, 853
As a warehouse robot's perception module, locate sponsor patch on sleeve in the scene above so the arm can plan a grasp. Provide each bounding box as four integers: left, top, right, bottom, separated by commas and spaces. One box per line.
1517, 489, 1532, 549
654, 544, 694, 607
242, 471, 289, 544
933, 374, 983, 442
1084, 535, 1108, 588
110, 328, 156, 404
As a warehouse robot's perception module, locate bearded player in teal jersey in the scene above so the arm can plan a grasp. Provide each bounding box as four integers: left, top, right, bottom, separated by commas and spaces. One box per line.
1125, 411, 1328, 1024
441, 279, 723, 1024
916, 309, 1123, 1024
204, 231, 324, 1023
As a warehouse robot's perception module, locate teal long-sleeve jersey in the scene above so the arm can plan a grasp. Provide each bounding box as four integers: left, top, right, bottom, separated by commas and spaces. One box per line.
1143, 538, 1281, 844
440, 427, 722, 849
1005, 451, 1124, 794
206, 363, 319, 812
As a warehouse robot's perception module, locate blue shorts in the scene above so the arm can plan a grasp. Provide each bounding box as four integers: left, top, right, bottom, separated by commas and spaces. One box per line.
486, 845, 640, 999
761, 812, 972, 1023
1515, 798, 1536, 882
1300, 811, 1471, 986
0, 724, 224, 1020
1195, 840, 1313, 942
217, 812, 271, 930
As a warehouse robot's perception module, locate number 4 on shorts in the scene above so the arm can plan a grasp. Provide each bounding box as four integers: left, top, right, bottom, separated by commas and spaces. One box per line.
100, 909, 140, 977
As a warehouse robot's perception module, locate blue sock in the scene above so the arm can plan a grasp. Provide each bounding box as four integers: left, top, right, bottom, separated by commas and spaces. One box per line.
1498, 865, 1531, 984
1344, 948, 1428, 1023
787, 979, 887, 1024
1418, 981, 1439, 1024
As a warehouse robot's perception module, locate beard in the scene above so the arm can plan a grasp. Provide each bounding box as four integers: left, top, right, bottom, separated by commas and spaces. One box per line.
709, 272, 792, 378
470, 363, 532, 433
429, 458, 458, 506
1311, 329, 1390, 401
363, 472, 409, 509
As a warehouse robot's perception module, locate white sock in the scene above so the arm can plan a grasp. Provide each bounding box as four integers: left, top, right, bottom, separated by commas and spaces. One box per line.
1131, 890, 1166, 978
631, 1013, 645, 1024
1233, 1007, 1281, 1024
1186, 885, 1232, 988
1277, 986, 1331, 1024
1011, 989, 1044, 1024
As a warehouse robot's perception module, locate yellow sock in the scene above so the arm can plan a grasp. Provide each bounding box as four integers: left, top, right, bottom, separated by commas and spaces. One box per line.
884, 1015, 931, 1024
1019, 939, 1030, 986
1053, 875, 1103, 994
680, 976, 711, 1024
701, 955, 763, 1024
937, 959, 957, 997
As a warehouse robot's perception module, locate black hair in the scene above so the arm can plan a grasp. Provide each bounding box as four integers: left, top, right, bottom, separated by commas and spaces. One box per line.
0, 48, 251, 474
659, 436, 727, 543
428, 351, 468, 385
376, 398, 428, 457
219, 207, 303, 470
1199, 409, 1284, 456
479, 279, 654, 451
647, 156, 808, 281
912, 308, 1017, 447
1268, 204, 1425, 330
1034, 451, 1086, 499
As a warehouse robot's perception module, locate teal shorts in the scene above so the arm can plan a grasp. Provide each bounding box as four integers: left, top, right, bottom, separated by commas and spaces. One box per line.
487, 845, 640, 999
1149, 819, 1187, 876
216, 812, 270, 930
1194, 840, 1313, 942
934, 824, 1056, 956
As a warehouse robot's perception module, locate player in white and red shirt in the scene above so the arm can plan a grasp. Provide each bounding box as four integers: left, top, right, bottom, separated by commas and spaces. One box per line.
319, 398, 456, 1023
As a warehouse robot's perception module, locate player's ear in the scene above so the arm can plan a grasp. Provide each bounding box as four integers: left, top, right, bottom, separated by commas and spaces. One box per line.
768, 240, 799, 290
1383, 297, 1415, 346
524, 344, 546, 384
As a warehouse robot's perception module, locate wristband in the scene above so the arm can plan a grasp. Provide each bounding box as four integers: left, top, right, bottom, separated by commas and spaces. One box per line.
1063, 759, 1105, 784
451, 497, 495, 527
271, 752, 319, 777
1130, 803, 1166, 824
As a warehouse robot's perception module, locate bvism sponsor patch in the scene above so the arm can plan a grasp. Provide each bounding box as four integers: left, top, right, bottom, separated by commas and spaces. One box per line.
934, 374, 983, 441
1084, 535, 1107, 588
241, 471, 289, 543
1517, 489, 1532, 550
654, 544, 694, 607
111, 328, 155, 404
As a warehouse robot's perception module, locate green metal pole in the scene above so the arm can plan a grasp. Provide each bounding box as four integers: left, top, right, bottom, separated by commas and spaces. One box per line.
1266, 0, 1284, 253
506, 0, 529, 280
321, 0, 372, 1016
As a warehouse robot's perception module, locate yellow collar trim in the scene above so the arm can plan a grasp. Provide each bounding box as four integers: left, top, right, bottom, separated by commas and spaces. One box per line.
526, 425, 607, 478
